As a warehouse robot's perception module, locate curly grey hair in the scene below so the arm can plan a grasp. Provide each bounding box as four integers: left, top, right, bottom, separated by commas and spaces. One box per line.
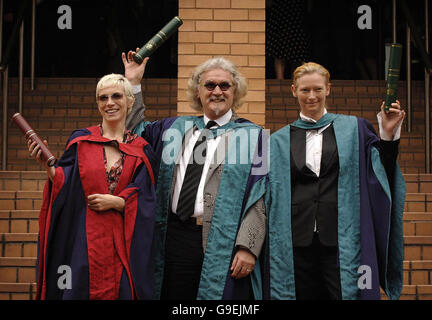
186, 57, 248, 111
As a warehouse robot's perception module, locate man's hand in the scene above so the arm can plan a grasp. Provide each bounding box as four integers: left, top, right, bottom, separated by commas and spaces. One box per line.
230, 248, 256, 279
87, 194, 125, 212
122, 48, 149, 86
380, 100, 405, 139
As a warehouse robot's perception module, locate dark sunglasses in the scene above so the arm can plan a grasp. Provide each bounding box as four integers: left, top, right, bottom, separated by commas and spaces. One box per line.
202, 81, 232, 91
97, 92, 124, 102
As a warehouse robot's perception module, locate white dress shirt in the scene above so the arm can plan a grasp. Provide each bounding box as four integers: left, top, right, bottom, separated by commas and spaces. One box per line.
300, 109, 331, 177
171, 109, 233, 218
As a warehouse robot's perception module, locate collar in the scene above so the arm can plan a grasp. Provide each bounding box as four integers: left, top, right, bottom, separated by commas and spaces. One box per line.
292, 111, 337, 130
299, 108, 328, 123
98, 124, 137, 143
204, 109, 232, 128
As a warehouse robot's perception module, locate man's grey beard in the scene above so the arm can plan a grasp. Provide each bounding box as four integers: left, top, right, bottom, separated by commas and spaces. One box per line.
209, 97, 225, 116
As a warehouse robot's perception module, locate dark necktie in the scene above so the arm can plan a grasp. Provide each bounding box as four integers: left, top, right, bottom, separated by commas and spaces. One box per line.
176, 120, 217, 221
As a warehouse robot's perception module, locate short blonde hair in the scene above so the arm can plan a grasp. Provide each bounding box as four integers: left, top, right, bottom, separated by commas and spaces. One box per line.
292, 62, 330, 88
186, 57, 248, 111
96, 74, 134, 113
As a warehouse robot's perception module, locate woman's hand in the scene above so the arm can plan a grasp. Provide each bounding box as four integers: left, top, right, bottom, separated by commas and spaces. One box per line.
27, 139, 55, 181
380, 100, 406, 139
87, 194, 125, 213
122, 48, 149, 86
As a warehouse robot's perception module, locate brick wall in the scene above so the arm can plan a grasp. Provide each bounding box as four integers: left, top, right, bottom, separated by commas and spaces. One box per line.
0, 77, 177, 170
177, 0, 266, 126
266, 79, 428, 131
1, 77, 177, 121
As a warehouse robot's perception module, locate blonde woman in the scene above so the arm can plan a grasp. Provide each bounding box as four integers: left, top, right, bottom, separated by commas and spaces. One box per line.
264, 62, 406, 300
28, 74, 156, 300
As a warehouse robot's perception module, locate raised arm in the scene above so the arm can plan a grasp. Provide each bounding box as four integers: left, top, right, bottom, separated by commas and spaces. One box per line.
123, 49, 149, 131
122, 48, 148, 86
376, 99, 405, 189
378, 100, 405, 141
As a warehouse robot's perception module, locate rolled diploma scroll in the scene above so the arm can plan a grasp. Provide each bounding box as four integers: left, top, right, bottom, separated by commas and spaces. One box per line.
12, 113, 57, 167
133, 16, 183, 64
384, 43, 403, 112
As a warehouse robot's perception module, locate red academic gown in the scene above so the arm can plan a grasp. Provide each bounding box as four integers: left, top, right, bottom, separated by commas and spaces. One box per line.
36, 126, 156, 300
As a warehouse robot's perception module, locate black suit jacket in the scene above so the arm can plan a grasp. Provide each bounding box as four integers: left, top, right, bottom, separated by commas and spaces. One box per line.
290, 124, 399, 247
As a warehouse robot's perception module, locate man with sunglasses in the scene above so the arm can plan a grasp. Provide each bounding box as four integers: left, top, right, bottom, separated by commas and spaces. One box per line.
123, 53, 267, 300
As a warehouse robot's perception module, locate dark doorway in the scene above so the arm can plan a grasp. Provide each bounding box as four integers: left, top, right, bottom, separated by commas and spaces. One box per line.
3, 0, 178, 78
265, 0, 429, 80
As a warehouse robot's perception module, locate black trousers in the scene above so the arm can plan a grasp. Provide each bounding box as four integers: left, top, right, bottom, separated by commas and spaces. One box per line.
161, 213, 203, 300
293, 233, 342, 300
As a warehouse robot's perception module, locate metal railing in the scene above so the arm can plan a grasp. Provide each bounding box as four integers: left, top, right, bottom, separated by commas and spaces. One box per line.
0, 0, 36, 170
425, 0, 431, 173
397, 0, 432, 173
